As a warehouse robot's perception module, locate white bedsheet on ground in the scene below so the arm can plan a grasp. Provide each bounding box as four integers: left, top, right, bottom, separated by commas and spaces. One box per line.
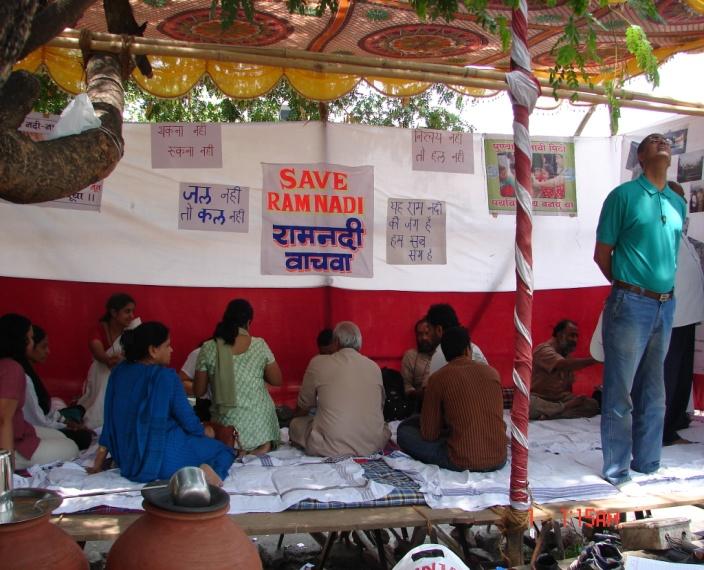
12, 416, 704, 514
384, 414, 704, 511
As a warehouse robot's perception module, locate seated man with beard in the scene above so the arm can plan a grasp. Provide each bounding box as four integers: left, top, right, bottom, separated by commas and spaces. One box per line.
530, 320, 599, 420
397, 326, 507, 472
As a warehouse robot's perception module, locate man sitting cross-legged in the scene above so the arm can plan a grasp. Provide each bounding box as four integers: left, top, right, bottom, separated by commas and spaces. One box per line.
289, 321, 390, 457
397, 326, 507, 472
530, 319, 599, 420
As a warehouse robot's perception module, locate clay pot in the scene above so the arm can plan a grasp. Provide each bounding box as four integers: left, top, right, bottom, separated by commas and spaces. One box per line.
107, 501, 262, 569
0, 510, 88, 570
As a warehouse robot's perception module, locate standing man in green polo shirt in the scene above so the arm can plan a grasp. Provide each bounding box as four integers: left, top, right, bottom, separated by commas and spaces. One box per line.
593, 133, 686, 488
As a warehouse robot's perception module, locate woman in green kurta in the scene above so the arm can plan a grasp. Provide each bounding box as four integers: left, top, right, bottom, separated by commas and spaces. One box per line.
194, 299, 282, 455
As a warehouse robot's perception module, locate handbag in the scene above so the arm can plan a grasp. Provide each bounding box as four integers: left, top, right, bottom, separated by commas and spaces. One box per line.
205, 421, 238, 449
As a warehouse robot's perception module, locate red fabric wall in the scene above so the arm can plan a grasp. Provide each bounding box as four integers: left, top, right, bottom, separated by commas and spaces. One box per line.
0, 276, 623, 408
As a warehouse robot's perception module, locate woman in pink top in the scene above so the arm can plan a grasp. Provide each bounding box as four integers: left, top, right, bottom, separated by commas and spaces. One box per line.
0, 313, 78, 471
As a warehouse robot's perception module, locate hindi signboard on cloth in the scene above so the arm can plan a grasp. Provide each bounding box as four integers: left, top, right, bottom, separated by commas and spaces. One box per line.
386, 199, 446, 265
151, 123, 223, 169
485, 137, 577, 216
178, 183, 249, 233
17, 112, 103, 211
412, 129, 474, 174
261, 163, 374, 277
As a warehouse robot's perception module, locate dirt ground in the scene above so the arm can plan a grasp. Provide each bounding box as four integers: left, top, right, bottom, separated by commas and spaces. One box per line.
84, 505, 704, 569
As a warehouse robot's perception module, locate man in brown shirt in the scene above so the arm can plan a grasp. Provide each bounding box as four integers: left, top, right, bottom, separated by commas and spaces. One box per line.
397, 326, 507, 472
289, 321, 390, 457
530, 319, 599, 420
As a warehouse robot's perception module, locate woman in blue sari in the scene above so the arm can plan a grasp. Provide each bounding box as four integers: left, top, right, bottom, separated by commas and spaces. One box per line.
90, 322, 235, 484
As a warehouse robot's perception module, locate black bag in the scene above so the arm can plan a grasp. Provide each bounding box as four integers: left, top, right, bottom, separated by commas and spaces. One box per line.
381, 367, 412, 421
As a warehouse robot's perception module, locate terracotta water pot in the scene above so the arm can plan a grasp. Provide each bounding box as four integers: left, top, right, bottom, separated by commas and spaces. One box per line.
107, 486, 262, 570
0, 490, 87, 570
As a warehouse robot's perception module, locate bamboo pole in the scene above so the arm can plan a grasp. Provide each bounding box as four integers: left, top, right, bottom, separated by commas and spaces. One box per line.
56, 28, 704, 111
574, 104, 598, 136
46, 35, 704, 116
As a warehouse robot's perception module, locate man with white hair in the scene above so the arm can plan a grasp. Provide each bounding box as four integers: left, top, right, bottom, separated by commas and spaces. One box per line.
289, 321, 390, 457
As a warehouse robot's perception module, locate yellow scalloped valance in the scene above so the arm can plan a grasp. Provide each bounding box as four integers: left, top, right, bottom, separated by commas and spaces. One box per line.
685, 0, 704, 13
15, 47, 491, 100
14, 35, 704, 102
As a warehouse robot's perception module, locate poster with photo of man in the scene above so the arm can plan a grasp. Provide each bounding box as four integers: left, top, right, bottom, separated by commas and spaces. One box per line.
664, 128, 688, 155
678, 150, 704, 183
484, 138, 577, 215
689, 183, 704, 214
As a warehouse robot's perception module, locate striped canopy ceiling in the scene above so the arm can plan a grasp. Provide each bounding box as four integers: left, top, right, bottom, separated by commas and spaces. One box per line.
16, 0, 704, 100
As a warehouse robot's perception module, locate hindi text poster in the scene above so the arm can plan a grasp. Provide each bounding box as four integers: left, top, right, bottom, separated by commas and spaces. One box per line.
261, 163, 374, 277
179, 183, 249, 233
485, 138, 577, 216
386, 199, 446, 265
412, 129, 474, 174
151, 123, 223, 169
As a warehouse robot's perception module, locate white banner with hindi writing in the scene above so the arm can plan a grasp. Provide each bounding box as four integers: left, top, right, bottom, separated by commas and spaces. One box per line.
151, 123, 222, 169
412, 128, 474, 174
261, 163, 374, 277
178, 183, 249, 232
386, 199, 446, 265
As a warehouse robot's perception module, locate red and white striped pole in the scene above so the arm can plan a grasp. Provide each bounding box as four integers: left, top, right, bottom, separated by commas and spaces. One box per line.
507, 0, 540, 511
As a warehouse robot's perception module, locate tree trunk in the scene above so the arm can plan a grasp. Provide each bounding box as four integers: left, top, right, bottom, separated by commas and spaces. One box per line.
0, 0, 39, 89
0, 54, 124, 204
18, 0, 99, 62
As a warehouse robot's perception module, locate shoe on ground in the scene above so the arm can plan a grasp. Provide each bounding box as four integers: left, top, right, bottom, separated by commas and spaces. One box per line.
535, 552, 560, 570
569, 541, 624, 570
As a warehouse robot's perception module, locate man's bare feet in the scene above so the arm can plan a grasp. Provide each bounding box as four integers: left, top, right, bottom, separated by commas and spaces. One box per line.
200, 464, 223, 487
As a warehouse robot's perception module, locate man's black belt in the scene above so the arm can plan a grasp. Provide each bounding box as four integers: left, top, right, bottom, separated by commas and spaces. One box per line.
613, 280, 673, 302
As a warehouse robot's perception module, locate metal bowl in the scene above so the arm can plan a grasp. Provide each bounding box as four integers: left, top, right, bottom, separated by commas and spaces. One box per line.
167, 467, 211, 508
141, 481, 228, 513
0, 488, 62, 525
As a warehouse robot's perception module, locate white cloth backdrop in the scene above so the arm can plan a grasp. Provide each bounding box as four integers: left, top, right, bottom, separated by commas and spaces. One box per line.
1, 119, 702, 291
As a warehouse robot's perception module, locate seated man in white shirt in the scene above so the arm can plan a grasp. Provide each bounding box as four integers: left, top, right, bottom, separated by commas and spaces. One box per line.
179, 344, 211, 422
426, 303, 487, 375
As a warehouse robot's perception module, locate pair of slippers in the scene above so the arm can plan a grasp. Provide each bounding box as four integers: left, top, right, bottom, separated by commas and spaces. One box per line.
535, 534, 623, 570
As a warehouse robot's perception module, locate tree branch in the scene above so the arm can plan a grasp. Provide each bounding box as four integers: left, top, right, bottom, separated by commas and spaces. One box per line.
0, 0, 39, 88
0, 54, 123, 204
19, 0, 99, 61
102, 0, 152, 77
0, 71, 40, 130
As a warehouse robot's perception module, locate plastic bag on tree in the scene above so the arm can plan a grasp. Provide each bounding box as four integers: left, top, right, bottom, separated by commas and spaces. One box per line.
393, 544, 469, 570
46, 93, 101, 140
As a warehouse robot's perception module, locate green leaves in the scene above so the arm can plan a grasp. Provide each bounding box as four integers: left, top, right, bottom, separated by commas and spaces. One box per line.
625, 25, 659, 85
628, 0, 663, 23
213, 0, 337, 22
555, 45, 578, 68
604, 79, 621, 136
108, 77, 473, 131
32, 72, 70, 115
215, 0, 254, 27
